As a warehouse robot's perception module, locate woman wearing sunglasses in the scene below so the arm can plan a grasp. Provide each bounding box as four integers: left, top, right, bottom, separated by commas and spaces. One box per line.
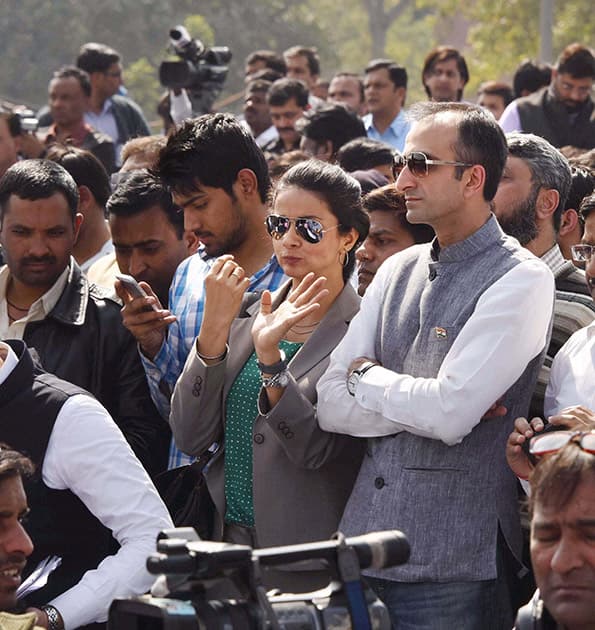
169, 160, 369, 589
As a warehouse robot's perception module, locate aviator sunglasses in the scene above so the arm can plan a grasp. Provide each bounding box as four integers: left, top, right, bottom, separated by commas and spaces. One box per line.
265, 214, 339, 244
392, 151, 473, 179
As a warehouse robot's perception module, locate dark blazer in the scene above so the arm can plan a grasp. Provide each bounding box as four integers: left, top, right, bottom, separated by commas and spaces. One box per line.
170, 281, 365, 548
21, 260, 170, 477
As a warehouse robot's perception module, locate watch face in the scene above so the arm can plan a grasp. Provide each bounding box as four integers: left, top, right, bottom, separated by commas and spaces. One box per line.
276, 371, 291, 387
347, 372, 359, 395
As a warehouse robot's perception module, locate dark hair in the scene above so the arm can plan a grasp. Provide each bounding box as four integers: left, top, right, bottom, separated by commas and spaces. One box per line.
566, 166, 595, 212
283, 46, 320, 77
76, 42, 120, 74
268, 150, 310, 182
246, 79, 273, 95
121, 136, 167, 169
408, 102, 507, 202
267, 78, 309, 108
0, 159, 79, 222
154, 113, 270, 203
51, 66, 92, 98
363, 184, 435, 243
579, 191, 595, 221
296, 105, 366, 158
336, 138, 395, 172
477, 81, 514, 107
365, 59, 408, 89
272, 160, 369, 282
45, 145, 111, 208
513, 59, 552, 98
422, 46, 469, 99
330, 72, 365, 103
506, 132, 572, 230
556, 43, 595, 79
0, 443, 34, 482
529, 441, 595, 517
249, 69, 284, 84
107, 169, 184, 239
245, 50, 287, 76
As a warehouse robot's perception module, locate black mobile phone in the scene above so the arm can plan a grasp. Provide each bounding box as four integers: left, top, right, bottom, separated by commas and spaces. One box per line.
116, 274, 159, 311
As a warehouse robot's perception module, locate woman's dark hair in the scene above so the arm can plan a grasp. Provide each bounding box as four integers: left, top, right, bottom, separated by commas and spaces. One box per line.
272, 159, 369, 282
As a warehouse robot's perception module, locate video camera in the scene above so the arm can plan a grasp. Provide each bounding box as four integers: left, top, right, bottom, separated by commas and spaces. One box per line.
1, 104, 38, 135
159, 25, 232, 116
108, 527, 410, 630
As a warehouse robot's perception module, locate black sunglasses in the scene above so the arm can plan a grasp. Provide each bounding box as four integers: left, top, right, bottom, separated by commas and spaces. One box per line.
265, 214, 339, 244
392, 151, 473, 179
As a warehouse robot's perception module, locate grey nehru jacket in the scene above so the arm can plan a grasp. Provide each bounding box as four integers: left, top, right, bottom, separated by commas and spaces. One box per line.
340, 215, 552, 583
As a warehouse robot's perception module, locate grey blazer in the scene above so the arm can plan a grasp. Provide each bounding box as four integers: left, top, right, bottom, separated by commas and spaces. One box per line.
170, 281, 365, 547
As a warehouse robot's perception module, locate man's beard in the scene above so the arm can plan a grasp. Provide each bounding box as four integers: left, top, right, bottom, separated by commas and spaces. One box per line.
498, 189, 539, 246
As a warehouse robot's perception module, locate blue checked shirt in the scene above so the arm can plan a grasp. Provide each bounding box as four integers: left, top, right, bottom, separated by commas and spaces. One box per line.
140, 247, 286, 468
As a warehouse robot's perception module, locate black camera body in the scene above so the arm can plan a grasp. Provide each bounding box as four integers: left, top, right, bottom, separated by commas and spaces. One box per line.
159, 26, 232, 116
108, 528, 410, 630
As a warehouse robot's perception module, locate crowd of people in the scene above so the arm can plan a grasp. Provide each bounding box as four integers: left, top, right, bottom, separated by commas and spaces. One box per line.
0, 36, 594, 630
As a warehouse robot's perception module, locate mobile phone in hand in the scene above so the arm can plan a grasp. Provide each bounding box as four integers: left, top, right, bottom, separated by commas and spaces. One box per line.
116, 274, 159, 311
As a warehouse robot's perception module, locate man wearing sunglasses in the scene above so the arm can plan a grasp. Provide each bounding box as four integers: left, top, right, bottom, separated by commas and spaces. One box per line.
318, 102, 555, 628
492, 133, 595, 419
513, 436, 595, 629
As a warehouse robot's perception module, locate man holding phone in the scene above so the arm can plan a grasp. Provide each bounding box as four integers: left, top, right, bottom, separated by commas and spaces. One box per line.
0, 159, 169, 478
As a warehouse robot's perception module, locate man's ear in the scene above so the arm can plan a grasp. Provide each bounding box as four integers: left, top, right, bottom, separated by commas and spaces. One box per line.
78, 185, 92, 211
73, 213, 84, 243
558, 208, 579, 237
535, 187, 560, 220
235, 169, 259, 198
462, 164, 486, 200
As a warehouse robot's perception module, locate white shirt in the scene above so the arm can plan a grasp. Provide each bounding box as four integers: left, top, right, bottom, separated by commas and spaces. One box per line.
0, 342, 173, 629
79, 238, 115, 274
498, 100, 522, 133
317, 255, 554, 445
545, 320, 595, 416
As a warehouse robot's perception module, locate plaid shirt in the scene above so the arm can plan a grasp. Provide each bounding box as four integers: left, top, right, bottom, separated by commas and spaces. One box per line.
140, 247, 285, 468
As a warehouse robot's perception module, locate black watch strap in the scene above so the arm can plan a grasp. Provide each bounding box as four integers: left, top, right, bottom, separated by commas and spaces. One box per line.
257, 350, 287, 375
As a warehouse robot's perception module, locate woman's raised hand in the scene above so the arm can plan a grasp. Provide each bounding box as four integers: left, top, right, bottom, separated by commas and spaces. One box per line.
252, 273, 329, 362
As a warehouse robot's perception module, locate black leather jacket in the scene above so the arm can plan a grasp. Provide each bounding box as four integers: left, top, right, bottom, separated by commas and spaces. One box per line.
21, 260, 169, 477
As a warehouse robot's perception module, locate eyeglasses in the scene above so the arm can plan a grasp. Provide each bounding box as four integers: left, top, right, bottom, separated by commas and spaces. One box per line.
529, 430, 595, 458
571, 244, 595, 263
265, 214, 339, 244
392, 151, 473, 179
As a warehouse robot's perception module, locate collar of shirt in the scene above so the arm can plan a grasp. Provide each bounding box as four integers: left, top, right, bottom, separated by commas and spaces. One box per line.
541, 243, 569, 276
363, 109, 408, 135
587, 319, 595, 339
46, 121, 93, 147
0, 264, 71, 339
0, 341, 18, 386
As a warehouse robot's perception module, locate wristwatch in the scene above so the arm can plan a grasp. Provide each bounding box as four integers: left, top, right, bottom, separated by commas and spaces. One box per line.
347, 361, 377, 396
257, 349, 287, 375
41, 605, 64, 630
262, 369, 291, 388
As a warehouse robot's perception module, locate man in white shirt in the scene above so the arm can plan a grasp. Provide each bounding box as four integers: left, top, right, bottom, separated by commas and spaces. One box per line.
317, 102, 554, 628
0, 338, 173, 629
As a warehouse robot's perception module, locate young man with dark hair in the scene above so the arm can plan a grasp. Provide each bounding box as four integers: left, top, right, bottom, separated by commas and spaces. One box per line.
44, 66, 115, 174
0, 159, 169, 478
318, 102, 554, 628
283, 46, 320, 89
327, 72, 366, 116
421, 46, 469, 102
500, 43, 595, 148
558, 165, 595, 261
76, 42, 150, 165
45, 144, 114, 272
363, 59, 409, 152
263, 78, 310, 157
477, 80, 514, 120
244, 50, 286, 82
356, 184, 434, 295
336, 137, 395, 181
512, 59, 552, 99
108, 169, 188, 307
297, 104, 366, 162
118, 113, 285, 466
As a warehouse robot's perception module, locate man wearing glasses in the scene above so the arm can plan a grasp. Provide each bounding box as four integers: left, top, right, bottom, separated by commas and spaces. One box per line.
318, 102, 555, 628
499, 43, 595, 150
